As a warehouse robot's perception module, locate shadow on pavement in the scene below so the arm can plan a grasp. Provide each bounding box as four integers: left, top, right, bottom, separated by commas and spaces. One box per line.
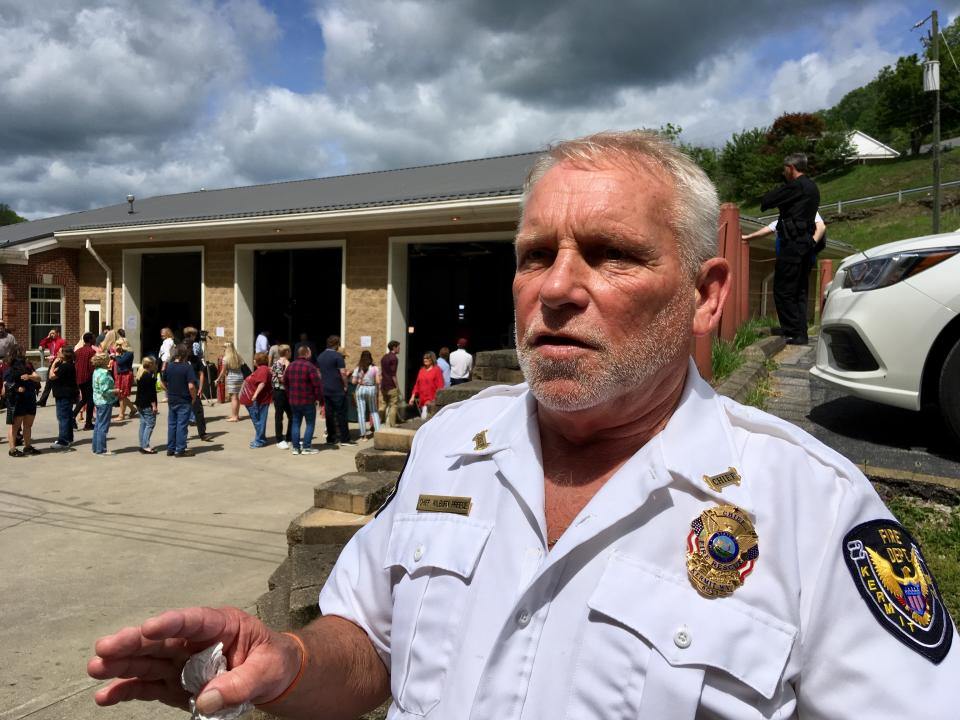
808, 393, 960, 464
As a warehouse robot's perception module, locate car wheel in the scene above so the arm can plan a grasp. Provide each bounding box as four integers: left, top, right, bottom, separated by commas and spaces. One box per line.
939, 337, 960, 444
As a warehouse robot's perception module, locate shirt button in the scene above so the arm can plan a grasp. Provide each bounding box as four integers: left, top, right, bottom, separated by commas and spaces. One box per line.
673, 626, 692, 649
413, 545, 424, 562
516, 609, 531, 627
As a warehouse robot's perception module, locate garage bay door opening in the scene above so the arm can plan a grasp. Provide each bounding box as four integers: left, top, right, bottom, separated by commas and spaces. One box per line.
140, 252, 202, 358
404, 240, 516, 390
254, 248, 342, 350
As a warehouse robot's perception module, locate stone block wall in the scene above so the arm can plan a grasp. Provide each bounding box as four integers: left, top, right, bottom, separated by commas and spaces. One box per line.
344, 230, 389, 362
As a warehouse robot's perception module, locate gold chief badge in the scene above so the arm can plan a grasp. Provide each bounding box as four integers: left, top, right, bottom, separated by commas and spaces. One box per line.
686, 504, 759, 598
703, 467, 741, 492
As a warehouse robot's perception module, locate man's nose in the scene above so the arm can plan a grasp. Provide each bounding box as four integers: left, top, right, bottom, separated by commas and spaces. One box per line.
538, 249, 590, 309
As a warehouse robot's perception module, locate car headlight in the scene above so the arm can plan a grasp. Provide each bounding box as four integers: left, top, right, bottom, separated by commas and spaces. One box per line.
841, 247, 958, 292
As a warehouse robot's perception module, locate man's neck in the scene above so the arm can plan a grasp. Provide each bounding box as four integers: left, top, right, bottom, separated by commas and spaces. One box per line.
536, 356, 688, 457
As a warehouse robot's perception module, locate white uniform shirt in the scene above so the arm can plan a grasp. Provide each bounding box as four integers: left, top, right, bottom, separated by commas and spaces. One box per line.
320, 361, 958, 718
449, 348, 473, 380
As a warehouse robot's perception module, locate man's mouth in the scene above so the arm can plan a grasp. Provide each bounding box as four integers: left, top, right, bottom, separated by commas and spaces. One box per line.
531, 333, 596, 350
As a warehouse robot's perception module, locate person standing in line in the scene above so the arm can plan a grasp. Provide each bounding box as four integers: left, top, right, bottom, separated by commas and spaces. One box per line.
271, 345, 293, 449
409, 351, 444, 419
186, 343, 213, 443
255, 329, 270, 354
37, 328, 66, 406
293, 333, 318, 364
242, 352, 273, 449
436, 347, 451, 388
134, 357, 159, 454
161, 344, 197, 458
95, 323, 110, 348
0, 321, 17, 364
158, 328, 175, 370
90, 353, 117, 456
100, 328, 118, 354
449, 337, 473, 385
379, 340, 400, 427
760, 153, 820, 345
215, 342, 245, 422
47, 346, 78, 450
73, 333, 97, 431
4, 345, 41, 457
112, 338, 136, 421
317, 335, 353, 447
351, 350, 381, 439
284, 346, 322, 455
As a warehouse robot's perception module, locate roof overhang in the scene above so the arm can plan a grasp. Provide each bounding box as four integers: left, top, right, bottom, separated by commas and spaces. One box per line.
52, 195, 523, 247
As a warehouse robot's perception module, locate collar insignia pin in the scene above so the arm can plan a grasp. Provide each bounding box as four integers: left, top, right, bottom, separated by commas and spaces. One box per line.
686, 504, 758, 598
704, 467, 741, 492
472, 430, 490, 451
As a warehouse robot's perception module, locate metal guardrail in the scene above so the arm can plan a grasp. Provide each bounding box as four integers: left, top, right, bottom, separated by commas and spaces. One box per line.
757, 179, 960, 222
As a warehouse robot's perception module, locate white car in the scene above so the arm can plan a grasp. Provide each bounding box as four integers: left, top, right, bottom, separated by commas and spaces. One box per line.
811, 231, 960, 443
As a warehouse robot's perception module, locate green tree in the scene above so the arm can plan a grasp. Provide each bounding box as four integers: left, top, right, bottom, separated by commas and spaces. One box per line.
719, 127, 780, 201
875, 54, 930, 155
0, 203, 27, 226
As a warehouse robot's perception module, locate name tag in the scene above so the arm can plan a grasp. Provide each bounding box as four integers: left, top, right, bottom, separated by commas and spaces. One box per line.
417, 494, 472, 516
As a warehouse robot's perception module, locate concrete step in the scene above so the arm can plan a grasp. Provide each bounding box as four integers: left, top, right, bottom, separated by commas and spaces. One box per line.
255, 585, 291, 632
268, 556, 291, 591
286, 506, 372, 548
399, 416, 427, 432
433, 380, 502, 410
287, 543, 345, 628
373, 427, 416, 452
314, 471, 399, 514
355, 447, 409, 472
475, 349, 519, 368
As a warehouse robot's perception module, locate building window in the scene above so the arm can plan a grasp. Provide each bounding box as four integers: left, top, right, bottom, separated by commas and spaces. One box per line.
30, 286, 63, 347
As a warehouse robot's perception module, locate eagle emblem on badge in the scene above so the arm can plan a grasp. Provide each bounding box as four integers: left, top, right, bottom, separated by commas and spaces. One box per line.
686, 504, 759, 598
843, 519, 952, 664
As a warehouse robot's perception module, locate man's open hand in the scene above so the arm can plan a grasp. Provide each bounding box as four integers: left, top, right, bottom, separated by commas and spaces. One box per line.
87, 607, 299, 714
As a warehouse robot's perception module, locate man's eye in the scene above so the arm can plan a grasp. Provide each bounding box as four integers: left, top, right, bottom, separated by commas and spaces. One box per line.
604, 248, 626, 261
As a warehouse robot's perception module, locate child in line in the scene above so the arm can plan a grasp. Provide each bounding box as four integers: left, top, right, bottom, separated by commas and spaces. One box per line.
135, 357, 159, 454
91, 353, 117, 456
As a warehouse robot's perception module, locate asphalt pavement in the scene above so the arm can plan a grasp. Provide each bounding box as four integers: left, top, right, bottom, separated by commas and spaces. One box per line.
767, 338, 960, 481
0, 400, 361, 720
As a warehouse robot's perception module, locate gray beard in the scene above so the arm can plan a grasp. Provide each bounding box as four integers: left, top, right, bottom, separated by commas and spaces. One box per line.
516, 289, 693, 412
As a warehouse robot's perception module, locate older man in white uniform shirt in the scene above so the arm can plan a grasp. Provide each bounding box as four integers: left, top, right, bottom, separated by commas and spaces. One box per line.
89, 131, 957, 719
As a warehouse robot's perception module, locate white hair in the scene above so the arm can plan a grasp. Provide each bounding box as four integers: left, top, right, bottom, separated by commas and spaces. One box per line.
520, 130, 719, 277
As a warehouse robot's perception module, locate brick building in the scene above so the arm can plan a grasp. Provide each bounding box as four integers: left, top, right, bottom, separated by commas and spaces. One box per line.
0, 152, 851, 388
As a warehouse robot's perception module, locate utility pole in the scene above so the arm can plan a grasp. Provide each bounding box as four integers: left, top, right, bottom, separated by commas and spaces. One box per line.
933, 9, 941, 233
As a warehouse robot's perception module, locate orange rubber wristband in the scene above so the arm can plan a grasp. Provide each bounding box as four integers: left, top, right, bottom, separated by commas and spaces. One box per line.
258, 632, 308, 706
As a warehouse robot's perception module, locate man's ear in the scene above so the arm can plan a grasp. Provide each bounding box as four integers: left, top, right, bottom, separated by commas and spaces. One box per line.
692, 258, 732, 337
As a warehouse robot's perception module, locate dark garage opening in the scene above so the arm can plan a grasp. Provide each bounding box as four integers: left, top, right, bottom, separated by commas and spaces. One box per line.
405, 241, 516, 391
141, 253, 202, 357
254, 247, 342, 350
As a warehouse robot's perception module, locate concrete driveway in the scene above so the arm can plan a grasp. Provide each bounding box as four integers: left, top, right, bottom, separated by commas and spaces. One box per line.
1, 400, 360, 720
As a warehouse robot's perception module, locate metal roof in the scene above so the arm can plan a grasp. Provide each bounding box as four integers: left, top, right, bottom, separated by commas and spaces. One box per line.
0, 151, 540, 249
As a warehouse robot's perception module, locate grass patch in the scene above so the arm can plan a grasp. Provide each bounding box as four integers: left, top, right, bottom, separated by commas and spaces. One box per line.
743, 374, 773, 410
883, 494, 960, 625
712, 318, 770, 384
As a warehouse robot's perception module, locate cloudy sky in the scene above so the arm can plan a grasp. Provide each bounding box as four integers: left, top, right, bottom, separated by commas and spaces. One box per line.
1, 0, 957, 219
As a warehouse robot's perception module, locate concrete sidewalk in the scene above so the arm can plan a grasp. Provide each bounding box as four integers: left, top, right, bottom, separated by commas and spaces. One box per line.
1, 399, 362, 720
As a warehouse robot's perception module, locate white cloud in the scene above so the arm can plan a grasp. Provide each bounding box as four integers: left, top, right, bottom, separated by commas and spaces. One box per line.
0, 0, 951, 219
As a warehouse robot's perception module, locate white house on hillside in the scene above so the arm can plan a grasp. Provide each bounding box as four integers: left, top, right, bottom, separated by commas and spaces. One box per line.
847, 130, 900, 162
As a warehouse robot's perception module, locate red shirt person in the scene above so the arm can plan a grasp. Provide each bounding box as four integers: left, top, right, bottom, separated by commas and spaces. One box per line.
409, 351, 445, 418
39, 330, 66, 360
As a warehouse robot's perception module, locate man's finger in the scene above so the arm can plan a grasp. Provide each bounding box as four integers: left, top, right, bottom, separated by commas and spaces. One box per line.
195, 652, 285, 714
87, 654, 182, 682
93, 678, 190, 709
140, 607, 234, 643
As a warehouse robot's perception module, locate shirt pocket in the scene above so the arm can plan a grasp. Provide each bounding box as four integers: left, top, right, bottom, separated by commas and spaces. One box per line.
384, 513, 493, 717
576, 552, 797, 720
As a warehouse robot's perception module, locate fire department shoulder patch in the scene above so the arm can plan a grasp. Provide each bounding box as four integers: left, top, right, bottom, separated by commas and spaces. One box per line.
843, 519, 953, 664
